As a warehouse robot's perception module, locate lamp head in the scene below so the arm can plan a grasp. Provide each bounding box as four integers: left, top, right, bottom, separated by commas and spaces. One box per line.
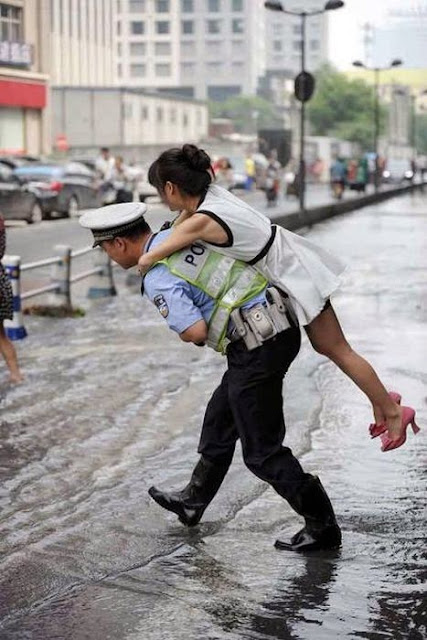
264, 1, 284, 11
391, 59, 402, 67
324, 0, 344, 10
352, 60, 365, 68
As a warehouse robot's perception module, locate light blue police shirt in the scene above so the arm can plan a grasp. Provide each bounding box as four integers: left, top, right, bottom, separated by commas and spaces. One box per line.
142, 229, 267, 336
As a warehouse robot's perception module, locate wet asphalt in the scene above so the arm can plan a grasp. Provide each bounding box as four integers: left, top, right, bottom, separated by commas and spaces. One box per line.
0, 192, 426, 639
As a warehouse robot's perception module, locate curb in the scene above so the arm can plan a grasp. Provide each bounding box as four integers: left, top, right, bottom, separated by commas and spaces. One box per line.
272, 182, 426, 232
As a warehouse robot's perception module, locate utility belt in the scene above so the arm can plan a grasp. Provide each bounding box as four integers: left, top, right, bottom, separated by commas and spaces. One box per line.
229, 287, 297, 351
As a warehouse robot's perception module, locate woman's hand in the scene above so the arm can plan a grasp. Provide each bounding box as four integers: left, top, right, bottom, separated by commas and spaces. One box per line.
137, 253, 154, 276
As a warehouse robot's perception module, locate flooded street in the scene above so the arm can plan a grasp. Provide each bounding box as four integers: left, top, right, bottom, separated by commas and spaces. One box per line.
1, 193, 426, 639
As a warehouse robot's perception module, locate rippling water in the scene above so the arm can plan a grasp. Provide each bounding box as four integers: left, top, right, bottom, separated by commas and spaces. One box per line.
1, 194, 426, 639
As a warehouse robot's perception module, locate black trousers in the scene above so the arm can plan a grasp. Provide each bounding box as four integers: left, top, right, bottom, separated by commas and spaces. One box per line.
198, 327, 307, 500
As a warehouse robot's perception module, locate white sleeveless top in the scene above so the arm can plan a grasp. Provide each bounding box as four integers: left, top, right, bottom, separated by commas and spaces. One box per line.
196, 184, 346, 325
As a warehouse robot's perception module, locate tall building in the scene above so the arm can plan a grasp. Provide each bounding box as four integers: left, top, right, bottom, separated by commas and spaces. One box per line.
373, 5, 427, 70
116, 0, 266, 101
0, 0, 50, 155
264, 0, 329, 78
49, 0, 117, 86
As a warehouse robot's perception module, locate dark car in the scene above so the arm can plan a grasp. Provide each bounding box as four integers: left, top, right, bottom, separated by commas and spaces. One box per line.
0, 162, 42, 223
13, 162, 101, 217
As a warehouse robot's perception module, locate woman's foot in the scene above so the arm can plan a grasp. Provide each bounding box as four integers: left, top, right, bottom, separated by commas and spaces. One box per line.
9, 373, 24, 384
384, 405, 405, 441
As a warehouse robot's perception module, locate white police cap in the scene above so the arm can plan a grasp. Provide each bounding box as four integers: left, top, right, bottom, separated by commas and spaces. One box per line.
79, 202, 147, 247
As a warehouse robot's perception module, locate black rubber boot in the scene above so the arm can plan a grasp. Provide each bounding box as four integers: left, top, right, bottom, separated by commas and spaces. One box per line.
275, 475, 342, 552
148, 455, 230, 526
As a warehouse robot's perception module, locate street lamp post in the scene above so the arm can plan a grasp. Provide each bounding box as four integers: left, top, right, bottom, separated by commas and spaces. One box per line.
265, 0, 344, 218
352, 59, 402, 192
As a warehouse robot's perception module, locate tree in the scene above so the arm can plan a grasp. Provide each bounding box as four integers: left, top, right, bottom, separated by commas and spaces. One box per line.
209, 95, 282, 134
307, 64, 387, 152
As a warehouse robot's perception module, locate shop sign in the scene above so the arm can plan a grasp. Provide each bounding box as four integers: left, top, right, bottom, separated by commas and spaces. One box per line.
0, 41, 32, 67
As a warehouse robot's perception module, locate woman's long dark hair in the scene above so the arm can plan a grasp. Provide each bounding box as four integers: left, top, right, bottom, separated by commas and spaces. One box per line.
148, 144, 213, 196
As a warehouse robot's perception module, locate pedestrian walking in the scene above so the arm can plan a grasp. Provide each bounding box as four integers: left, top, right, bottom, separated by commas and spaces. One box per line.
0, 215, 23, 384
79, 202, 342, 552
137, 144, 419, 453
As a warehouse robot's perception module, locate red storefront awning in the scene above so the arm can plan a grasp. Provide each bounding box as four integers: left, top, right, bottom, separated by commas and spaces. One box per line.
0, 78, 47, 109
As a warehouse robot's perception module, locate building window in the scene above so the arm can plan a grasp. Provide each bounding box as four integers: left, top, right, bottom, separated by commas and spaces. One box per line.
170, 108, 177, 123
232, 0, 243, 10
181, 0, 193, 11
129, 0, 145, 11
156, 21, 169, 34
117, 43, 122, 56
232, 18, 243, 33
181, 62, 195, 74
124, 103, 133, 118
117, 20, 122, 35
272, 23, 283, 35
0, 4, 23, 41
130, 21, 144, 35
207, 41, 221, 56
206, 61, 222, 73
232, 39, 243, 54
292, 24, 302, 35
182, 20, 194, 34
181, 41, 195, 56
207, 19, 221, 34
273, 40, 282, 52
156, 0, 170, 11
310, 39, 320, 51
293, 40, 302, 52
208, 0, 220, 11
157, 107, 163, 122
141, 105, 149, 119
130, 42, 146, 55
130, 63, 146, 76
183, 112, 189, 127
117, 63, 122, 77
155, 63, 171, 76
155, 41, 171, 55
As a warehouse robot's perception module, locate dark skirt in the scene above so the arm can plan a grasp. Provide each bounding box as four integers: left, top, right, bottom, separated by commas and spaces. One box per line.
0, 264, 13, 321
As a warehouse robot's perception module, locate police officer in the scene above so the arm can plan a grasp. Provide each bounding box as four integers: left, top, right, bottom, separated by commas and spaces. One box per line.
79, 203, 341, 553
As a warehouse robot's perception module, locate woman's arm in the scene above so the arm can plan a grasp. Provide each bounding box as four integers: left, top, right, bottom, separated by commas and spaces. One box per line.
138, 214, 224, 274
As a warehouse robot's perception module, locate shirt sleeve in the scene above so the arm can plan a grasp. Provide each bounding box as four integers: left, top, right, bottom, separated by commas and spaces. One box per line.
144, 264, 204, 335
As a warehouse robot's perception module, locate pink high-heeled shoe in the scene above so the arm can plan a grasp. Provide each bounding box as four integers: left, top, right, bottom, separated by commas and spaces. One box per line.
380, 406, 420, 452
369, 391, 402, 438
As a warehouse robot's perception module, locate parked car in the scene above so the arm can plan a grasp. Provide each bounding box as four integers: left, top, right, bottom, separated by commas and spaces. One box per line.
382, 159, 414, 184
13, 162, 101, 217
0, 162, 43, 223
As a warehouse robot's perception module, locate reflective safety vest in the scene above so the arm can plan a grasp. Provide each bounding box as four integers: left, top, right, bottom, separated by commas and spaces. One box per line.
158, 242, 267, 353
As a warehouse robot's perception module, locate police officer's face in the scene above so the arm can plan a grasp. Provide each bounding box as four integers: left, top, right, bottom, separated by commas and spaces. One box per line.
100, 237, 136, 269
161, 181, 184, 211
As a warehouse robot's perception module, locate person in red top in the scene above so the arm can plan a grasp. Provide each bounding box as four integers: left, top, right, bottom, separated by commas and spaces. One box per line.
0, 215, 23, 383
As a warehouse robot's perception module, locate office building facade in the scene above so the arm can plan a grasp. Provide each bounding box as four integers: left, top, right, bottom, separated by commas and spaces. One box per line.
116, 0, 266, 101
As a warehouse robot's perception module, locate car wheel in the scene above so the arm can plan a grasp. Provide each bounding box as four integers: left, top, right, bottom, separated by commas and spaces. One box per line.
67, 196, 79, 217
28, 202, 43, 224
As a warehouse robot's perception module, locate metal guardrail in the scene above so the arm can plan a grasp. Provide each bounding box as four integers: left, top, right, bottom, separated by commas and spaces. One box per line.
2, 245, 116, 340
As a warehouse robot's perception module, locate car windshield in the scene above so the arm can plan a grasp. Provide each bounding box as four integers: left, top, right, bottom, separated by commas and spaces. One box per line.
387, 160, 410, 171
14, 165, 64, 181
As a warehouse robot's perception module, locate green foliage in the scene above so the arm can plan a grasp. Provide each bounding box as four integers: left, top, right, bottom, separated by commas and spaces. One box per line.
208, 95, 282, 133
307, 64, 387, 152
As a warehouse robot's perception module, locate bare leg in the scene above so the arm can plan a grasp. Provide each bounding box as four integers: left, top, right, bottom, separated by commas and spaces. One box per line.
0, 323, 23, 383
305, 305, 402, 439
